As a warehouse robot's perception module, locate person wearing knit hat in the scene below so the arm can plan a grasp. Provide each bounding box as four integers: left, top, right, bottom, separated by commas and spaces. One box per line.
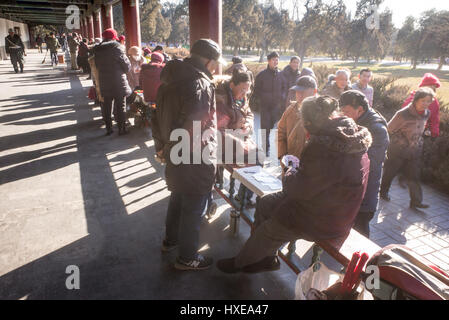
139, 51, 165, 103
93, 28, 132, 136
401, 73, 441, 138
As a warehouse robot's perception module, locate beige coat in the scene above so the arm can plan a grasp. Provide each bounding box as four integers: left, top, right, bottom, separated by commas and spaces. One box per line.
277, 102, 307, 160
88, 55, 104, 102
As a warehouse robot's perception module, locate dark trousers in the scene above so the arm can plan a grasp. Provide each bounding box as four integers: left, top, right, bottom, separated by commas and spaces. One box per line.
165, 192, 209, 260
380, 153, 423, 205
260, 106, 280, 153
10, 51, 23, 72
102, 95, 126, 132
234, 191, 304, 268
353, 211, 375, 238
50, 51, 58, 65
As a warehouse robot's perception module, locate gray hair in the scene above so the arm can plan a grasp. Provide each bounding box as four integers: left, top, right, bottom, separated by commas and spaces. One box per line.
335, 69, 350, 80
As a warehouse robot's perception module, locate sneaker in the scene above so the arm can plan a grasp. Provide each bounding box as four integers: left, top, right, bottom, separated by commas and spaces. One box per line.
174, 255, 213, 271
161, 239, 178, 253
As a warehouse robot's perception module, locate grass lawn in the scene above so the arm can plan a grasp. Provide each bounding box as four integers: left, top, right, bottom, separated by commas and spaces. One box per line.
245, 60, 449, 107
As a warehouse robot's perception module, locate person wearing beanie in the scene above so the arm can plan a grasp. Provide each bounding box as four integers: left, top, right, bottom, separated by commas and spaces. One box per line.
139, 52, 165, 103
401, 73, 441, 138
217, 95, 372, 274
380, 87, 436, 210
299, 67, 317, 81
93, 28, 131, 136
153, 39, 226, 271
153, 45, 170, 63
277, 75, 318, 162
340, 90, 389, 237
251, 51, 287, 156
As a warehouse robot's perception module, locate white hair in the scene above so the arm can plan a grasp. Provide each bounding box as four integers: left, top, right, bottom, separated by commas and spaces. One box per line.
336, 69, 350, 79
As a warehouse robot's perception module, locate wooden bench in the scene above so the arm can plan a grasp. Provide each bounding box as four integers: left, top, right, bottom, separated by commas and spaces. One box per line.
214, 164, 382, 275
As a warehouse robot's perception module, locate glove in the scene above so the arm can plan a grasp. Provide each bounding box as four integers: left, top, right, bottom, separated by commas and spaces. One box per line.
281, 155, 300, 169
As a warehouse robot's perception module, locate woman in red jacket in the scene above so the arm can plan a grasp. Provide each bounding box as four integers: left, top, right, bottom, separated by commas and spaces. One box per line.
139, 52, 166, 103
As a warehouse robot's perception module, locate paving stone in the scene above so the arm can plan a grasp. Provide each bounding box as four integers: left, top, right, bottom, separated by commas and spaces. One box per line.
407, 228, 430, 238
416, 236, 444, 251
404, 238, 425, 249
424, 254, 449, 271
414, 245, 436, 255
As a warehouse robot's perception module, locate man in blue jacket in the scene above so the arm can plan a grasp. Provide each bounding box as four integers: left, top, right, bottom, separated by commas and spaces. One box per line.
340, 90, 390, 237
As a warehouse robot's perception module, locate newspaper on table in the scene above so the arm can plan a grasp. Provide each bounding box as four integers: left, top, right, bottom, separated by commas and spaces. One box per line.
232, 166, 283, 197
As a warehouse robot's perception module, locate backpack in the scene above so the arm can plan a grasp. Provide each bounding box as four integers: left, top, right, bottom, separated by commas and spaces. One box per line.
366, 244, 449, 300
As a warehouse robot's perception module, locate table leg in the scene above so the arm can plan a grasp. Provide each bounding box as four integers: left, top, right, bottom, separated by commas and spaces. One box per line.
310, 244, 324, 267
230, 209, 240, 236
287, 241, 296, 257
229, 177, 235, 198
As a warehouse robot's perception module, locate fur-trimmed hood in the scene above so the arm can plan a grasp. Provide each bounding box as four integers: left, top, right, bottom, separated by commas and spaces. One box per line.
309, 116, 372, 154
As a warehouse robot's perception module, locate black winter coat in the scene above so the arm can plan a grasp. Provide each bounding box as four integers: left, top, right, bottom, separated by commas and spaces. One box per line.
93, 40, 132, 98
153, 57, 217, 195
253, 67, 287, 111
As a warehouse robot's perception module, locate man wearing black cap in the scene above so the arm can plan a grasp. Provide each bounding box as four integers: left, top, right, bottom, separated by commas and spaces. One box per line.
153, 39, 226, 270
340, 90, 389, 237
252, 51, 287, 156
278, 76, 318, 162
5, 28, 26, 73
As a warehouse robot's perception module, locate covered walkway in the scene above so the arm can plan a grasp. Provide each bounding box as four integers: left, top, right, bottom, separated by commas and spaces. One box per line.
0, 50, 449, 299
0, 50, 297, 299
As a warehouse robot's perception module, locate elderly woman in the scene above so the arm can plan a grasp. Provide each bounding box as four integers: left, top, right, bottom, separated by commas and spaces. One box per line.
322, 69, 350, 99
126, 46, 144, 90
217, 95, 372, 274
380, 87, 436, 209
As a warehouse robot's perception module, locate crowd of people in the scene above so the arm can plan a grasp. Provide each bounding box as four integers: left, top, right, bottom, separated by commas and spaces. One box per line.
6, 27, 442, 274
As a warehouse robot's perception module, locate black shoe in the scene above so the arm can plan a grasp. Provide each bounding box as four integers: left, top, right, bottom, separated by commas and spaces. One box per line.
175, 255, 213, 271
206, 201, 218, 218
242, 256, 280, 274
105, 129, 114, 136
14, 69, 18, 73
410, 202, 430, 209
216, 257, 242, 274
380, 192, 391, 201
20, 69, 23, 73
118, 128, 129, 136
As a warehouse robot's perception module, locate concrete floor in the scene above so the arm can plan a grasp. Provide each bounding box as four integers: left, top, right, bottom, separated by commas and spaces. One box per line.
1, 50, 448, 300
0, 50, 302, 300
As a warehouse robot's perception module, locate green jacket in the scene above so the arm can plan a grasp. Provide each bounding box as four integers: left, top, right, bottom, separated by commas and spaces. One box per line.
46, 37, 60, 53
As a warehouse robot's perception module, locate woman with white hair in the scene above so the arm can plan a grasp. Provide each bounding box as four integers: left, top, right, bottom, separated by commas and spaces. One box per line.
322, 69, 350, 99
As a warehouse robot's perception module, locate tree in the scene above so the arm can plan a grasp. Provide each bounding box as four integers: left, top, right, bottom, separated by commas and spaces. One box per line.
162, 0, 189, 45
140, 0, 171, 43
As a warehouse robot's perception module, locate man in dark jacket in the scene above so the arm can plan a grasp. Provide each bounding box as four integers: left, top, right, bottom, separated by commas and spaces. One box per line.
217, 96, 372, 274
5, 28, 26, 73
282, 56, 301, 108
340, 90, 389, 237
93, 28, 131, 135
153, 39, 226, 270
252, 51, 287, 156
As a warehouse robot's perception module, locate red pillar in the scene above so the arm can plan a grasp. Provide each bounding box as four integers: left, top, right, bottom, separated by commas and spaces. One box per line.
101, 4, 113, 31
81, 19, 86, 38
93, 10, 101, 38
122, 0, 141, 53
189, 0, 222, 73
87, 14, 94, 40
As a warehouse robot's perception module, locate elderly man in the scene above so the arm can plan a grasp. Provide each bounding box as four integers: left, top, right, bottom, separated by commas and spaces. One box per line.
322, 69, 351, 99
277, 76, 318, 162
68, 32, 80, 70
5, 28, 26, 73
282, 56, 301, 107
352, 69, 374, 107
340, 90, 389, 237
